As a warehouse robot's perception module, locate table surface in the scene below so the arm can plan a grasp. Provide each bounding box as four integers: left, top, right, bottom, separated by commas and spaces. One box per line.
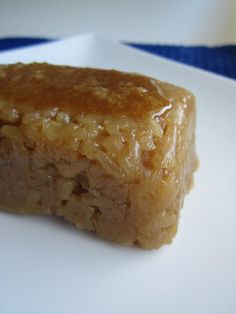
0, 0, 235, 44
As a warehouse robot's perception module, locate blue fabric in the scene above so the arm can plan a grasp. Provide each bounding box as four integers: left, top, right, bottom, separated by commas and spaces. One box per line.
0, 37, 53, 51
0, 37, 236, 80
129, 43, 236, 80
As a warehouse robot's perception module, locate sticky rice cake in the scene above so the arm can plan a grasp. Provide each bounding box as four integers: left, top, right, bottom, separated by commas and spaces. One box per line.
0, 63, 197, 249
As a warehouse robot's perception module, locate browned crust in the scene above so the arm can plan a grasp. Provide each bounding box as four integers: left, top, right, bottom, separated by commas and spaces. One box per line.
0, 63, 170, 118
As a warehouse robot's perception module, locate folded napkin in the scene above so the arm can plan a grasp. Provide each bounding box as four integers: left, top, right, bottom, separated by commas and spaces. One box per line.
0, 37, 236, 80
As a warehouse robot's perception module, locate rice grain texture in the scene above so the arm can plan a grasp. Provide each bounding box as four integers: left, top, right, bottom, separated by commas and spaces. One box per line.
0, 63, 198, 249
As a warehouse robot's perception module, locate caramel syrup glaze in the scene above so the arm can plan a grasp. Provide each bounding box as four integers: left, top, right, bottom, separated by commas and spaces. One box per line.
0, 63, 172, 119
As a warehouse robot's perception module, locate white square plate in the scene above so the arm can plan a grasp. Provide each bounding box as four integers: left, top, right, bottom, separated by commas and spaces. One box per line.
0, 33, 235, 314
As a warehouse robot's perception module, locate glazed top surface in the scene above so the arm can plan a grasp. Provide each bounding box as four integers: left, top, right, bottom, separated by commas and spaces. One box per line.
0, 63, 176, 119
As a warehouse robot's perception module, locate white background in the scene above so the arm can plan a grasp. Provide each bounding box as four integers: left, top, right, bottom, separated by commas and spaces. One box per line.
0, 0, 236, 44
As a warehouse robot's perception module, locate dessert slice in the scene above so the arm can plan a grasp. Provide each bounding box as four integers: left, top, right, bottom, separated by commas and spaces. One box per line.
0, 63, 197, 249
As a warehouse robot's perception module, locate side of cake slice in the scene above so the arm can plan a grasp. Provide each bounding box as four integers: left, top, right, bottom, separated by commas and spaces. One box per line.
0, 63, 198, 249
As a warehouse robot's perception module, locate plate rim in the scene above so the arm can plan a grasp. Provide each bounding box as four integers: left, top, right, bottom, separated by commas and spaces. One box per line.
0, 32, 236, 87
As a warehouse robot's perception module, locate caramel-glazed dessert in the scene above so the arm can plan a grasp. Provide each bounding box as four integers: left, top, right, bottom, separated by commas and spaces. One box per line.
0, 63, 197, 249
